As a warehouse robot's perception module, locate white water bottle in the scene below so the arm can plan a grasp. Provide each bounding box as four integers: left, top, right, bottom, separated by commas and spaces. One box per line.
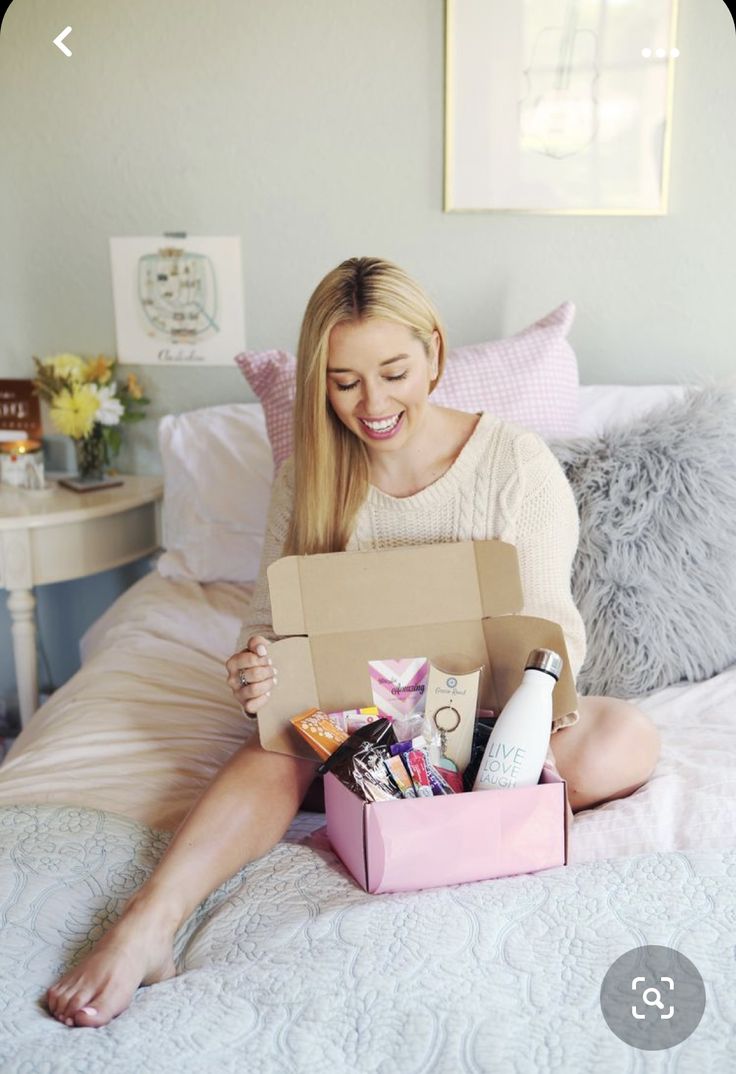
473, 649, 563, 791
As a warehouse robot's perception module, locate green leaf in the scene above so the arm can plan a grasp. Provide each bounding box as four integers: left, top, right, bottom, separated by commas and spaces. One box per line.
108, 427, 122, 455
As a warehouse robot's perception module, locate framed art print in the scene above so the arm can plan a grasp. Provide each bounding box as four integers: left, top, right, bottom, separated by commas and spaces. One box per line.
445, 0, 680, 214
110, 235, 246, 366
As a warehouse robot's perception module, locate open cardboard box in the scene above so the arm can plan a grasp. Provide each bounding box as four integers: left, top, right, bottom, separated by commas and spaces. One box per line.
258, 539, 573, 892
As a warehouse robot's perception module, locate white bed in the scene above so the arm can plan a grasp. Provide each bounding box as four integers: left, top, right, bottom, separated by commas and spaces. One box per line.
0, 381, 734, 1072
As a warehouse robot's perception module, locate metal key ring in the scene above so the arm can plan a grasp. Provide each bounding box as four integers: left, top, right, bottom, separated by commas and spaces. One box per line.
432, 705, 461, 733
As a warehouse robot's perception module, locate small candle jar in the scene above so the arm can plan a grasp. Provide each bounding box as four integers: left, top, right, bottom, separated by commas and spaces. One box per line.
0, 439, 45, 489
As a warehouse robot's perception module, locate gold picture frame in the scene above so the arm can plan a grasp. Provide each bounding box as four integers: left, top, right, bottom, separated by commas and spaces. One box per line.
444, 0, 680, 215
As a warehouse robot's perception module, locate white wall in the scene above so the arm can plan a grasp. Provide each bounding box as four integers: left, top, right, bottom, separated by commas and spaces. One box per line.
1, 0, 735, 716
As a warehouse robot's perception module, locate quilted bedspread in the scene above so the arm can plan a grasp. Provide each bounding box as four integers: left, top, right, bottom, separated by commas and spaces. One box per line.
0, 803, 733, 1073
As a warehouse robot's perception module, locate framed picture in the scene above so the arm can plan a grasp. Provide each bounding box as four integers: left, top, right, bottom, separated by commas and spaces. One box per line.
445, 0, 680, 214
0, 380, 42, 440
109, 235, 246, 366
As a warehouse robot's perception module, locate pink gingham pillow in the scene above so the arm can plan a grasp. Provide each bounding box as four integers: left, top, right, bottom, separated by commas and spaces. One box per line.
431, 301, 578, 439
234, 349, 296, 472
235, 302, 579, 469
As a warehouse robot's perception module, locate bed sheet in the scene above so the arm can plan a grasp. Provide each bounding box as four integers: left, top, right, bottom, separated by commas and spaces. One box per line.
1, 570, 734, 867
0, 573, 258, 830
0, 803, 732, 1073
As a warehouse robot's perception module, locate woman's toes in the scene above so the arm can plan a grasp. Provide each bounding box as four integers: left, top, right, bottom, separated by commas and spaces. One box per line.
53, 993, 74, 1022
46, 986, 61, 1015
65, 989, 92, 1020
46, 902, 178, 1029
72, 1006, 100, 1028
47, 986, 72, 1019
55, 986, 89, 1023
58, 994, 75, 1019
72, 995, 123, 1028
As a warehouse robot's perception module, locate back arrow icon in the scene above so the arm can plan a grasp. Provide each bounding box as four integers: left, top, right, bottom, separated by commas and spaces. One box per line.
53, 26, 73, 57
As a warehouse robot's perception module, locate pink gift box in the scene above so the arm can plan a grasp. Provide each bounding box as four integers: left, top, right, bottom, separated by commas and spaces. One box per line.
324, 764, 569, 894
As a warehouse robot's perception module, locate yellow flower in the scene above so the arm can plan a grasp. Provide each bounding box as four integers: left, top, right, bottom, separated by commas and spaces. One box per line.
49, 386, 100, 439
84, 355, 114, 385
126, 372, 143, 400
44, 353, 86, 382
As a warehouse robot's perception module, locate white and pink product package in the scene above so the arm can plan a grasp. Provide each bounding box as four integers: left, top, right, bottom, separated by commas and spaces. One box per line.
368, 658, 429, 737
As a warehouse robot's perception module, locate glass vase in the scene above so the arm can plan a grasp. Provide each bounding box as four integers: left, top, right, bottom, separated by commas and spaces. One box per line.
74, 425, 110, 482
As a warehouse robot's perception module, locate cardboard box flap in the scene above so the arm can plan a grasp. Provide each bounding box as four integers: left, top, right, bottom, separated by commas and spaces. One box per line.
482, 616, 578, 718
268, 540, 524, 636
266, 556, 306, 636
260, 540, 578, 762
256, 637, 321, 762
258, 613, 576, 758
260, 622, 490, 749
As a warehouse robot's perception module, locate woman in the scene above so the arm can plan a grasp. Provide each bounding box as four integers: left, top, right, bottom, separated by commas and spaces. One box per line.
46, 257, 660, 1028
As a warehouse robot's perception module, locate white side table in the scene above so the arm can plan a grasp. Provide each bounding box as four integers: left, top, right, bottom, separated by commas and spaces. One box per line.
0, 475, 163, 728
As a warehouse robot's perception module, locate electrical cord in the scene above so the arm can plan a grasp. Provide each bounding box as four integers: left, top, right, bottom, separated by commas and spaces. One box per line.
36, 627, 55, 698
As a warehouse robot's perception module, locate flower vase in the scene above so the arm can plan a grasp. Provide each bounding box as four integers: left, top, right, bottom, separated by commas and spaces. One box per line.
75, 426, 109, 482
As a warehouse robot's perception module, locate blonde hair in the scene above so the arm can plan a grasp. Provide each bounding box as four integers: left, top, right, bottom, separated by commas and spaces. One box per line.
285, 257, 447, 556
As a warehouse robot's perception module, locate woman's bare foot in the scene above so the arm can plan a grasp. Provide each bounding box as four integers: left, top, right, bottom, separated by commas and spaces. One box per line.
46, 894, 181, 1028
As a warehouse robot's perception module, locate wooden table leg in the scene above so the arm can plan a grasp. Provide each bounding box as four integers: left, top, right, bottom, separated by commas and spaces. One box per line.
6, 588, 38, 729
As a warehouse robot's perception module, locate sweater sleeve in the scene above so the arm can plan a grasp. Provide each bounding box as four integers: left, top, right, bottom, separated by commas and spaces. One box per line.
233, 457, 295, 653
506, 433, 587, 688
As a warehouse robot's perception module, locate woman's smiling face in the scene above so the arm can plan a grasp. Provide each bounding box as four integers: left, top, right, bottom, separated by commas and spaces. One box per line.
326, 318, 439, 453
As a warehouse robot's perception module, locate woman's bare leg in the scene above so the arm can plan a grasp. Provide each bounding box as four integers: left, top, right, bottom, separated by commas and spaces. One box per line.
550, 696, 661, 813
46, 738, 316, 1028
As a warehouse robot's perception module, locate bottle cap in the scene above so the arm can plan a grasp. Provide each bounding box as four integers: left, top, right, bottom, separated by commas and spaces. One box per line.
525, 648, 563, 680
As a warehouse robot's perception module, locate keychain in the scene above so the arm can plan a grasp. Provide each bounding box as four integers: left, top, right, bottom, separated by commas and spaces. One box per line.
432, 705, 461, 766
425, 662, 483, 776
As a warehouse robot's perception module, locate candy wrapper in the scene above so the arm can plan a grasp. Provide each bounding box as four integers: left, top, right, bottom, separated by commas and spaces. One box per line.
353, 753, 399, 801
404, 749, 434, 798
318, 717, 397, 799
384, 754, 417, 798
388, 734, 427, 757
290, 708, 348, 761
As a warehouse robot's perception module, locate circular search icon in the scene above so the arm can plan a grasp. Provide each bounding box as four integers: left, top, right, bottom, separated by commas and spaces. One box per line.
642, 986, 665, 1008
600, 945, 705, 1050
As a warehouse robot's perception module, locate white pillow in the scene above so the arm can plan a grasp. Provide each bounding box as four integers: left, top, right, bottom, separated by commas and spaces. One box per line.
157, 403, 274, 583
577, 384, 688, 437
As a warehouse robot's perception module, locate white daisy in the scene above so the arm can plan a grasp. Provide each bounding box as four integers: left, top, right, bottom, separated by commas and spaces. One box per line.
90, 384, 124, 426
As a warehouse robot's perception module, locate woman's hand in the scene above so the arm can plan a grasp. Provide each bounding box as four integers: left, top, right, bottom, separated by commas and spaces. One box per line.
225, 635, 278, 718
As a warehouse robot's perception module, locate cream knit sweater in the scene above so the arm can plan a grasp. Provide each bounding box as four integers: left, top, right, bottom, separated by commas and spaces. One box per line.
236, 411, 586, 733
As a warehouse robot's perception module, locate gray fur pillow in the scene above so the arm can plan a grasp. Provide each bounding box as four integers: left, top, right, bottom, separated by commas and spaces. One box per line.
550, 386, 736, 699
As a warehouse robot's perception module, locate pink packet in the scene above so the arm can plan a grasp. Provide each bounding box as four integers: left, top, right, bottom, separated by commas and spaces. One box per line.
405, 749, 433, 798
326, 707, 380, 734
384, 754, 417, 798
368, 658, 428, 733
